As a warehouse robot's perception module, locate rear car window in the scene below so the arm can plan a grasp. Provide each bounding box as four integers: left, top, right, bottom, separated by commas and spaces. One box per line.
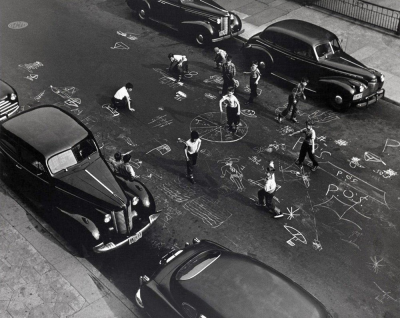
48, 149, 77, 174
176, 250, 220, 281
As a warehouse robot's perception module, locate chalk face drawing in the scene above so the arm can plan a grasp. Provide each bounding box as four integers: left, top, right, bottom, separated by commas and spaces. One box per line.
148, 115, 173, 128
183, 196, 232, 228
335, 139, 348, 146
382, 138, 400, 153
284, 225, 307, 246
219, 158, 245, 192
111, 42, 129, 49
8, 21, 28, 29
190, 112, 248, 143
117, 31, 138, 40
146, 144, 171, 156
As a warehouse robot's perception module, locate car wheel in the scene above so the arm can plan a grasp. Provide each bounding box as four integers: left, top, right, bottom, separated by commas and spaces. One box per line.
137, 4, 149, 21
194, 32, 208, 46
328, 93, 351, 112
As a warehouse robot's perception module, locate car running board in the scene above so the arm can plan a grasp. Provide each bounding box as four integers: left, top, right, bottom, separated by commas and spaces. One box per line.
148, 18, 179, 32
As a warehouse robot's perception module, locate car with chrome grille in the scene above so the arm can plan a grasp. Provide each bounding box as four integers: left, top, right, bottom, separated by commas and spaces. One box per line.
242, 19, 385, 111
0, 79, 19, 121
126, 0, 244, 45
135, 238, 332, 318
0, 105, 160, 255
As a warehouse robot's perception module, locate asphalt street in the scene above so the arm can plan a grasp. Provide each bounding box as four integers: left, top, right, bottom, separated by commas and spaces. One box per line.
1, 0, 400, 317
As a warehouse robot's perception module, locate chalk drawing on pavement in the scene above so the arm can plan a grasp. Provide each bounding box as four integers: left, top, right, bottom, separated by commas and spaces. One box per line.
184, 71, 198, 79
241, 109, 257, 118
244, 85, 262, 96
33, 90, 45, 102
117, 31, 138, 40
146, 144, 171, 156
102, 104, 119, 117
18, 61, 43, 73
349, 157, 365, 169
153, 68, 184, 89
204, 93, 217, 100
284, 225, 307, 246
364, 151, 386, 165
382, 138, 400, 153
219, 157, 245, 192
340, 231, 362, 250
148, 115, 173, 128
373, 168, 397, 178
335, 139, 348, 146
175, 91, 187, 101
367, 256, 385, 274
8, 21, 28, 29
203, 75, 224, 85
373, 282, 398, 304
25, 74, 38, 81
111, 42, 129, 49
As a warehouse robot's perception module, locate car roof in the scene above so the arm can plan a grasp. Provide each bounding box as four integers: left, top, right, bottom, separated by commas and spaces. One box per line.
176, 251, 329, 318
266, 19, 337, 46
1, 106, 89, 158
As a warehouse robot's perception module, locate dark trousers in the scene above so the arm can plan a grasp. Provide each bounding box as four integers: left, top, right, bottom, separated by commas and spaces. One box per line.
170, 61, 189, 80
186, 153, 198, 177
215, 55, 226, 68
258, 189, 275, 210
280, 94, 298, 119
222, 78, 235, 95
226, 106, 240, 128
249, 78, 258, 102
111, 96, 127, 110
298, 142, 319, 167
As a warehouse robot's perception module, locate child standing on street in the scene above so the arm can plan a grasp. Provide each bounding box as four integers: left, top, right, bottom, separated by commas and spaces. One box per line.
178, 131, 202, 184
243, 60, 261, 104
214, 47, 227, 69
277, 77, 308, 123
219, 87, 241, 132
290, 120, 319, 171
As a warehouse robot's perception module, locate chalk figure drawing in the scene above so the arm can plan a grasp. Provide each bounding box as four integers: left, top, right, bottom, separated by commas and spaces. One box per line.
190, 112, 248, 143
183, 196, 232, 228
219, 158, 245, 192
284, 225, 307, 246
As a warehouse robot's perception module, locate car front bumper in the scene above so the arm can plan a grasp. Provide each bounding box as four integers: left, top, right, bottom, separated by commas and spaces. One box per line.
212, 29, 245, 42
354, 88, 385, 108
93, 213, 159, 253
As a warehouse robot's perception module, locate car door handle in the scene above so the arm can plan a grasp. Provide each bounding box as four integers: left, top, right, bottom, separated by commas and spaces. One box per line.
16, 164, 22, 169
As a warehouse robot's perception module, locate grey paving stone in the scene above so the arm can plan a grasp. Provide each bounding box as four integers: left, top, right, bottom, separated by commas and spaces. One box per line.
244, 7, 287, 26
0, 283, 14, 301
6, 300, 29, 318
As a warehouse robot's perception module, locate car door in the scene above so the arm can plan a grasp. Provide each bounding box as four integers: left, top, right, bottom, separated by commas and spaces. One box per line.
268, 33, 298, 78
18, 146, 52, 207
153, 0, 183, 25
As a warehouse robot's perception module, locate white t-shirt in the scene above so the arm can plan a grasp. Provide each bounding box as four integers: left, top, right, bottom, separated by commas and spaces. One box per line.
114, 86, 130, 100
186, 138, 201, 154
264, 173, 276, 193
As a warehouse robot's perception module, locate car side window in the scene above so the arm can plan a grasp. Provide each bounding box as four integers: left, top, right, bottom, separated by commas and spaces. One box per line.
260, 30, 277, 43
273, 34, 294, 51
293, 41, 315, 60
181, 302, 197, 318
20, 147, 45, 173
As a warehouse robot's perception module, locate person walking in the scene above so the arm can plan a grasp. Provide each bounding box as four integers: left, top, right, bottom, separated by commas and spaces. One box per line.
219, 87, 241, 132
178, 131, 201, 184
221, 55, 237, 95
117, 154, 137, 181
243, 60, 261, 104
112, 83, 134, 113
213, 47, 227, 69
256, 161, 283, 218
276, 77, 308, 123
289, 120, 319, 171
168, 53, 189, 82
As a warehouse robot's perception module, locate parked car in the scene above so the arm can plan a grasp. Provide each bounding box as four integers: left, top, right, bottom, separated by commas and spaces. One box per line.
0, 105, 160, 254
126, 0, 244, 45
242, 19, 385, 111
135, 238, 332, 318
0, 79, 19, 121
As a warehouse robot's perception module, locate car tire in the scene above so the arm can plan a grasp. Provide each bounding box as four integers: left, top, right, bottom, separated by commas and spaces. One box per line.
328, 92, 351, 112
137, 4, 149, 22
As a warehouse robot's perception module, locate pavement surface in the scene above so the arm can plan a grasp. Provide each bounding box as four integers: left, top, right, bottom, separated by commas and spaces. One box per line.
0, 0, 400, 318
215, 0, 400, 106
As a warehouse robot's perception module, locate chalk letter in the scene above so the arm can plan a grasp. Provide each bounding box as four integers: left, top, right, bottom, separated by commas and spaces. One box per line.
326, 184, 339, 196
382, 139, 400, 153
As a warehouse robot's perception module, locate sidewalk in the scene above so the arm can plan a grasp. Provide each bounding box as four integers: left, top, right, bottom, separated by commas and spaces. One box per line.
0, 180, 141, 318
215, 0, 400, 106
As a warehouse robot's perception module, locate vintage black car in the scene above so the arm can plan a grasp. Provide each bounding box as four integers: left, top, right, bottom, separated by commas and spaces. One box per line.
0, 79, 19, 121
126, 0, 244, 45
135, 238, 331, 318
242, 19, 385, 111
0, 106, 160, 254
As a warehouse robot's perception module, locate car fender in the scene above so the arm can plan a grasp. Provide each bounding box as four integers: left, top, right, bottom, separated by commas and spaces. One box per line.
180, 21, 214, 36
318, 77, 355, 100
242, 43, 274, 63
116, 177, 156, 213
57, 207, 101, 240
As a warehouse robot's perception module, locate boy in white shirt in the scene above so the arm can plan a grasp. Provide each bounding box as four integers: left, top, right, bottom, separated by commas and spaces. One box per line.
179, 131, 201, 184
112, 83, 134, 112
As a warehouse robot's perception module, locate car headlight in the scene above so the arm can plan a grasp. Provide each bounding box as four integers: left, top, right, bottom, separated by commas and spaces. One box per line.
149, 214, 159, 224
359, 85, 365, 92
216, 18, 221, 24
10, 93, 17, 101
104, 214, 112, 223
230, 14, 234, 20
132, 196, 139, 206
380, 74, 385, 82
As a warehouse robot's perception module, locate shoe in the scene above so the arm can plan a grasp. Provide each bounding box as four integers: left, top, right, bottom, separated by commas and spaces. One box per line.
291, 118, 298, 123
276, 115, 282, 123
187, 176, 195, 184
274, 213, 284, 219
311, 165, 318, 172
256, 202, 266, 207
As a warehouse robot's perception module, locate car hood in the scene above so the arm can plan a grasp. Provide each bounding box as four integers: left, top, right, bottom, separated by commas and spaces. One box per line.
0, 80, 14, 97
184, 0, 229, 17
57, 156, 127, 209
320, 52, 379, 82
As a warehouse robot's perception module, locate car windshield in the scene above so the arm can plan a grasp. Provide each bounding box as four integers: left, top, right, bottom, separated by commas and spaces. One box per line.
315, 42, 333, 58
48, 137, 97, 174
330, 38, 342, 53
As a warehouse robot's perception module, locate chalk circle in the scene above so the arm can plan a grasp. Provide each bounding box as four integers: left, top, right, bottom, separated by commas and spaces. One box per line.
8, 21, 28, 29
190, 112, 248, 143
241, 109, 257, 118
